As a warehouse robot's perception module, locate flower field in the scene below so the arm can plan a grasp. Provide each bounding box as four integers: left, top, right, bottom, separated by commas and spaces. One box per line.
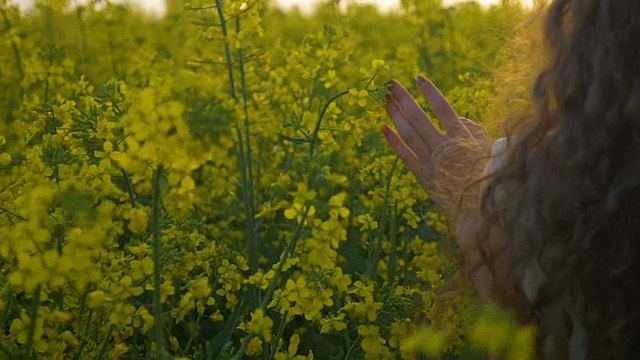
0, 0, 535, 359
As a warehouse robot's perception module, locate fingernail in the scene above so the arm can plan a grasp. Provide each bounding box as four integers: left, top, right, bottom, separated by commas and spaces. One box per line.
416, 75, 427, 85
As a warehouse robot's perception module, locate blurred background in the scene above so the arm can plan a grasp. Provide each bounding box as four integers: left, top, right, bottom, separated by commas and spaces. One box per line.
0, 0, 541, 358
11, 0, 536, 15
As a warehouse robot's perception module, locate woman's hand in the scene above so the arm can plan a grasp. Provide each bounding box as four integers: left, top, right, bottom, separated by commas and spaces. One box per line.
383, 77, 532, 311
382, 75, 490, 213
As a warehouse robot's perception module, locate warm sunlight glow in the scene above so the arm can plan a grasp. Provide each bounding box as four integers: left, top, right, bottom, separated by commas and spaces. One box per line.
12, 0, 536, 15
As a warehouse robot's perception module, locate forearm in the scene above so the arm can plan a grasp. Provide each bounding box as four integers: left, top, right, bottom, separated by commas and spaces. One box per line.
454, 205, 496, 301
454, 199, 532, 321
442, 137, 530, 314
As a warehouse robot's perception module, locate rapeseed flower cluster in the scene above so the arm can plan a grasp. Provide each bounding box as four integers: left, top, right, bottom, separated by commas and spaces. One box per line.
0, 0, 535, 359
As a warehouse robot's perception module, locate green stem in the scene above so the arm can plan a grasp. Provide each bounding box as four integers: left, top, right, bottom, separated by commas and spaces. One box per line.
151, 166, 166, 359
44, 58, 51, 103
104, 22, 119, 78
260, 203, 311, 311
252, 151, 296, 238
95, 324, 114, 360
0, 206, 26, 221
0, 7, 24, 95
403, 231, 410, 281
269, 310, 289, 358
303, 32, 334, 116
72, 308, 92, 360
24, 286, 41, 359
364, 74, 377, 90
309, 90, 349, 157
75, 2, 89, 73
344, 334, 361, 360
235, 16, 259, 309
0, 340, 17, 360
208, 299, 246, 360
387, 202, 399, 283
121, 168, 137, 207
230, 203, 312, 360
42, 2, 56, 45
182, 312, 203, 355
1, 289, 14, 330
369, 156, 399, 280
214, 1, 259, 309
214, 0, 237, 101
54, 225, 64, 310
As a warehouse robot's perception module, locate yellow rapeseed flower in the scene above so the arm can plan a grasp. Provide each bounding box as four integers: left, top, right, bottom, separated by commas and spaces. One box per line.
0, 152, 11, 166
190, 277, 212, 299
49, 310, 73, 323
246, 337, 263, 356
247, 308, 274, 342
58, 330, 79, 346
87, 290, 109, 308
109, 343, 130, 359
348, 89, 369, 107
127, 207, 149, 235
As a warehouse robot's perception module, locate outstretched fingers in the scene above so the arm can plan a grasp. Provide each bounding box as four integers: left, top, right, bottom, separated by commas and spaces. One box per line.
415, 75, 472, 139
386, 96, 431, 160
388, 80, 446, 150
381, 125, 429, 190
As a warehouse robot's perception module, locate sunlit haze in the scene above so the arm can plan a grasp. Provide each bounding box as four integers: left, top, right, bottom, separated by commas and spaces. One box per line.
277, 0, 527, 12
12, 0, 535, 15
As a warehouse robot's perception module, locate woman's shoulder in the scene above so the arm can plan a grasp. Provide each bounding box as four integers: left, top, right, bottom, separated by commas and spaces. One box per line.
479, 137, 510, 206
485, 137, 508, 176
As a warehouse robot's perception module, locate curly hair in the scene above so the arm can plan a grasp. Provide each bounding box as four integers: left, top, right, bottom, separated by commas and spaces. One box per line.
473, 0, 640, 358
